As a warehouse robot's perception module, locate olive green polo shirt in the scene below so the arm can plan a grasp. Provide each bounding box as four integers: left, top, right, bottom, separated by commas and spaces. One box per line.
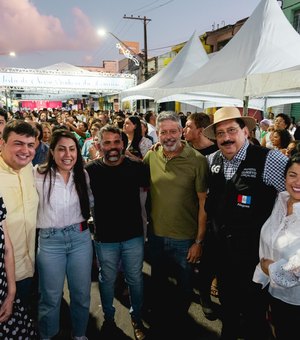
144, 142, 208, 239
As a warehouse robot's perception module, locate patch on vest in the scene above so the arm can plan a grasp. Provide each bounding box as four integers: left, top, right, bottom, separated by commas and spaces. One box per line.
240, 168, 257, 178
237, 194, 251, 208
211, 165, 221, 173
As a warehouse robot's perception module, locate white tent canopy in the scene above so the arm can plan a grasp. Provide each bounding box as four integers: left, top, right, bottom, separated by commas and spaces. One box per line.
154, 0, 300, 107
120, 31, 209, 102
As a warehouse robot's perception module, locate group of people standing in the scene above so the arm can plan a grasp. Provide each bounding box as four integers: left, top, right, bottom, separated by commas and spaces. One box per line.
0, 105, 299, 340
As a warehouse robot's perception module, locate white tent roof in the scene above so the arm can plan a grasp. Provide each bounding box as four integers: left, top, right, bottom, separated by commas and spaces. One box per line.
38, 62, 92, 75
155, 0, 300, 104
120, 31, 209, 101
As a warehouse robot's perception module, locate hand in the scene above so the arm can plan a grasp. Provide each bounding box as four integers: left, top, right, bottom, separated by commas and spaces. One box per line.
124, 150, 142, 162
0, 296, 13, 323
186, 243, 203, 263
88, 144, 98, 160
150, 142, 161, 151
260, 258, 274, 276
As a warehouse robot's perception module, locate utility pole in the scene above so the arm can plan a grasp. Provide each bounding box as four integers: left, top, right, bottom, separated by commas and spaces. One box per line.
123, 15, 151, 81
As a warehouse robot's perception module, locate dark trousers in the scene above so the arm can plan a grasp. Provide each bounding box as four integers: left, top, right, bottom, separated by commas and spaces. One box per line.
16, 277, 33, 308
148, 233, 194, 314
214, 230, 271, 340
269, 294, 300, 340
197, 224, 218, 301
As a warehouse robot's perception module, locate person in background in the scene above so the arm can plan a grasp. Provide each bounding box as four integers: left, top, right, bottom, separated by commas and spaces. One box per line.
31, 122, 49, 166
81, 122, 102, 162
41, 122, 52, 145
123, 116, 152, 240
123, 115, 152, 161
261, 113, 292, 148
140, 119, 154, 144
113, 112, 125, 129
35, 129, 93, 340
259, 119, 271, 143
86, 125, 150, 340
144, 111, 158, 143
270, 128, 292, 155
183, 112, 219, 320
183, 112, 218, 155
267, 112, 274, 124
203, 107, 288, 340
0, 196, 37, 338
289, 140, 300, 157
253, 153, 300, 340
0, 108, 8, 152
0, 120, 38, 308
293, 124, 300, 141
249, 125, 261, 146
0, 108, 8, 139
37, 109, 48, 123
66, 119, 90, 149
289, 116, 297, 135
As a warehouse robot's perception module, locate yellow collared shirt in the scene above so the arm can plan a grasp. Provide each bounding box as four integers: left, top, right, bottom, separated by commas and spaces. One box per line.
0, 156, 39, 281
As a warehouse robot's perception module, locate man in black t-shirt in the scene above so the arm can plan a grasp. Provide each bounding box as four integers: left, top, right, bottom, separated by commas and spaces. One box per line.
85, 125, 149, 340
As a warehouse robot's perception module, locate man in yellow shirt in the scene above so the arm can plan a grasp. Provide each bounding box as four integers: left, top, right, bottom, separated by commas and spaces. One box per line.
0, 120, 38, 307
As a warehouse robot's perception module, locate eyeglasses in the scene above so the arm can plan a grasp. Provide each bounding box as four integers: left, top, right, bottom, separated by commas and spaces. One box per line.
215, 127, 240, 138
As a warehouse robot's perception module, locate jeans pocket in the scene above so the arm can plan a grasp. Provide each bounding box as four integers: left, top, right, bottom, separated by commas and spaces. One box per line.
39, 229, 52, 239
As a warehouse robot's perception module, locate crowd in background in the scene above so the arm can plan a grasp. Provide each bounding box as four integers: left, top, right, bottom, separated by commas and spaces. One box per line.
0, 105, 300, 340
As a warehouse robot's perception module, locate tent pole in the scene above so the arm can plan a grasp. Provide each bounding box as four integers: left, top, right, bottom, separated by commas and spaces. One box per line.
243, 96, 249, 116
263, 97, 267, 118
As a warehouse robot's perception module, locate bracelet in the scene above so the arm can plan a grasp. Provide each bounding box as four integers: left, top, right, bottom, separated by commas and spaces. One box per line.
195, 239, 204, 246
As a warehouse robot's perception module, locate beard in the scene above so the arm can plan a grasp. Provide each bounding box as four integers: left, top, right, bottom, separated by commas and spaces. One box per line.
161, 138, 181, 152
104, 148, 122, 163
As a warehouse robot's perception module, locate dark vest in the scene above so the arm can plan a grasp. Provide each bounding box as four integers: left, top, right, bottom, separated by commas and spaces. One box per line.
205, 145, 277, 235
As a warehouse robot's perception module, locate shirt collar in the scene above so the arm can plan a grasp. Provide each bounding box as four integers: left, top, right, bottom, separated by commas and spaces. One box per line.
158, 140, 191, 159
0, 154, 22, 174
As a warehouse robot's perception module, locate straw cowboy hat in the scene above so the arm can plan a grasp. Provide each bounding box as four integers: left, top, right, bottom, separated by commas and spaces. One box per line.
203, 107, 257, 140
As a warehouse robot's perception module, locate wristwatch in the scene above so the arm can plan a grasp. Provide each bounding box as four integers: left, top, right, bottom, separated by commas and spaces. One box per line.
195, 239, 204, 246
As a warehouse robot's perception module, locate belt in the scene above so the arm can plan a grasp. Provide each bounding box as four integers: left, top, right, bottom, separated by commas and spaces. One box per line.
80, 221, 88, 231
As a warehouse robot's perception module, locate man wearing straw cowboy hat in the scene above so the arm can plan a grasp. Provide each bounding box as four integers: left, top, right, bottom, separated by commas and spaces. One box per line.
203, 107, 288, 340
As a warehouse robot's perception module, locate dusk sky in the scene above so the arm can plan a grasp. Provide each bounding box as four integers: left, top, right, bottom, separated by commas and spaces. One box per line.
0, 0, 262, 69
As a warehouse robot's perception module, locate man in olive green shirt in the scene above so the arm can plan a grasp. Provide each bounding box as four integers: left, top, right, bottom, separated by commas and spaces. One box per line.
144, 111, 208, 328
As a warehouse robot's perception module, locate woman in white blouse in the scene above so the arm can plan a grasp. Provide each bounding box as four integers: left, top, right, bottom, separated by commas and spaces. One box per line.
34, 129, 93, 340
253, 153, 300, 339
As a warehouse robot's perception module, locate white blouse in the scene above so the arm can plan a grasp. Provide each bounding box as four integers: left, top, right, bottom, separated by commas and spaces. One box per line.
34, 167, 93, 229
253, 191, 300, 305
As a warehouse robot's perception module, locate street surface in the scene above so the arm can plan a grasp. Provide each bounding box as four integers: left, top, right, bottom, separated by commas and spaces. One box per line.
58, 246, 222, 340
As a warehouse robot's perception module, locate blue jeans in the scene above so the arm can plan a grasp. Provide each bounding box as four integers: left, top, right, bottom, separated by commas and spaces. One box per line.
37, 224, 93, 338
148, 234, 194, 312
94, 236, 144, 322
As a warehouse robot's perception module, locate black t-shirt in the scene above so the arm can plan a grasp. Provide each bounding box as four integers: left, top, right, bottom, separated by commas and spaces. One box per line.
85, 157, 150, 242
194, 143, 218, 156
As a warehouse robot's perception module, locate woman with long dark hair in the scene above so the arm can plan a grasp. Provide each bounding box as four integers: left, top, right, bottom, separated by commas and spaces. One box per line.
123, 115, 152, 240
123, 115, 152, 161
34, 129, 93, 340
